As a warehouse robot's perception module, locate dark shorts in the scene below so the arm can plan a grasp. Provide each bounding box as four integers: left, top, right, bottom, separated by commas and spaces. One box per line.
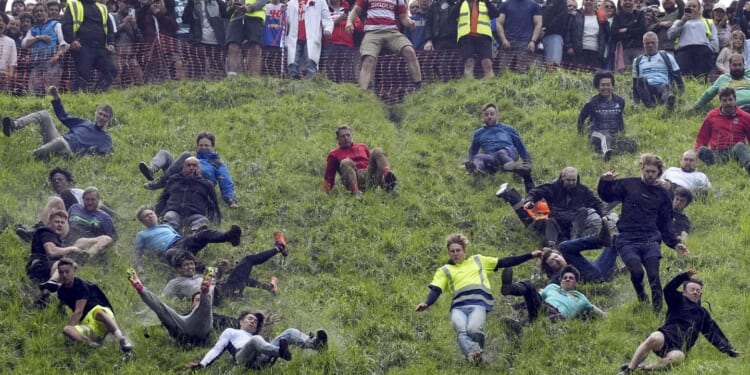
226, 16, 264, 47
26, 258, 52, 282
458, 34, 493, 61
656, 326, 686, 357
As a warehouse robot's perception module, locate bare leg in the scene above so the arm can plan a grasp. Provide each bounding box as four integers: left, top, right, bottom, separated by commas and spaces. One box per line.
227, 43, 243, 75
642, 350, 685, 370
247, 44, 262, 75
480, 58, 494, 78
463, 58, 475, 79
73, 236, 113, 256
339, 158, 360, 192
401, 46, 422, 83
359, 55, 376, 90
625, 331, 665, 370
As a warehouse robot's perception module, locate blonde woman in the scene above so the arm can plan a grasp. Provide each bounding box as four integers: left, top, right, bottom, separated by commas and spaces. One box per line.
716, 30, 747, 74
667, 0, 719, 77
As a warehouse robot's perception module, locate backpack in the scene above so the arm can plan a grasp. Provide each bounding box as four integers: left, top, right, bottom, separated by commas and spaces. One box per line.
635, 51, 679, 85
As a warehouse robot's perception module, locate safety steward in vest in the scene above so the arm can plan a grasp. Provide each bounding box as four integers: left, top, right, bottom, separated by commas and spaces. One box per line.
456, 0, 499, 78
61, 0, 118, 92
415, 233, 542, 364
225, 0, 267, 76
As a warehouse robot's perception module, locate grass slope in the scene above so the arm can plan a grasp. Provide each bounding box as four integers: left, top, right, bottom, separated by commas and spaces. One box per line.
0, 71, 748, 375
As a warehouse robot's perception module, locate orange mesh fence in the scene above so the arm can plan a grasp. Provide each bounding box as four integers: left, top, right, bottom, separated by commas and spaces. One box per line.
2, 34, 600, 103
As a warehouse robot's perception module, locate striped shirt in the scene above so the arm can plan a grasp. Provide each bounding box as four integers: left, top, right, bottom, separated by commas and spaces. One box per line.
357, 0, 406, 32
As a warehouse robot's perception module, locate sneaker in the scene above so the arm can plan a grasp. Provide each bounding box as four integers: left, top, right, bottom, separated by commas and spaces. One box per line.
383, 171, 398, 192
495, 183, 509, 198
119, 336, 133, 353
274, 231, 288, 256
617, 363, 632, 375
603, 149, 613, 162
15, 224, 34, 243
138, 162, 155, 181
225, 224, 242, 247
310, 329, 328, 350
278, 338, 292, 361
464, 161, 478, 174
597, 219, 612, 247
127, 268, 144, 293
697, 147, 715, 166
500, 267, 513, 295
269, 276, 279, 295
39, 280, 61, 293
3, 117, 15, 137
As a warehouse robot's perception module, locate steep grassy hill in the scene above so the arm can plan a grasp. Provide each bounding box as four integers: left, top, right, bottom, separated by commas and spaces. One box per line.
0, 70, 748, 374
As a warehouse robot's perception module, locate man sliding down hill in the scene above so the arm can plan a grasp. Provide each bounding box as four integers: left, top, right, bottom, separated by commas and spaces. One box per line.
3, 86, 113, 159
322, 124, 398, 194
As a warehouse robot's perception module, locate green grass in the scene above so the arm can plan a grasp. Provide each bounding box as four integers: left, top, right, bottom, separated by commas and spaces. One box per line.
0, 70, 748, 374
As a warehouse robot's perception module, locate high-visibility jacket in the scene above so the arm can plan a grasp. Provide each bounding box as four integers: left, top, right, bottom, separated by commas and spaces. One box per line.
674, 18, 712, 48
233, 0, 266, 22
67, 1, 108, 34
457, 0, 491, 41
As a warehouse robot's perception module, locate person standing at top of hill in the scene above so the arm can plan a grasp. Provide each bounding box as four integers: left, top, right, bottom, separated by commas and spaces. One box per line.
285, 0, 333, 79
617, 270, 741, 374
322, 124, 398, 194
415, 233, 542, 365
345, 0, 423, 90
453, 0, 501, 78
667, 0, 719, 78
611, 0, 648, 69
578, 70, 638, 161
2, 86, 114, 159
496, 0, 542, 72
465, 102, 534, 193
694, 86, 750, 173
598, 153, 688, 313
225, 0, 267, 77
61, 0, 119, 92
138, 131, 239, 208
155, 156, 222, 233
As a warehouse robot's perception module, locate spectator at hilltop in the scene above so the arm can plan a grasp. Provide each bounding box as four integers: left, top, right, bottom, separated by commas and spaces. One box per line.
182, 0, 228, 78
137, 0, 185, 79
22, 3, 68, 96
225, 0, 267, 77
715, 30, 748, 74
496, 0, 543, 72
285, 0, 333, 79
262, 0, 285, 49
611, 0, 648, 70
405, 1, 426, 51
454, 0, 500, 79
0, 13, 18, 92
61, 0, 119, 92
114, 0, 145, 85
565, 0, 608, 69
47, 1, 63, 21
667, 0, 718, 78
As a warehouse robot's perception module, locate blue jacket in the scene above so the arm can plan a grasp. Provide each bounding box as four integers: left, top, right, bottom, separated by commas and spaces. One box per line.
197, 150, 236, 204
53, 99, 113, 155
467, 123, 531, 161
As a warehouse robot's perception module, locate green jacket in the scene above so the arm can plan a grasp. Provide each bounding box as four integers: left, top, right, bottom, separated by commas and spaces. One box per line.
693, 69, 750, 109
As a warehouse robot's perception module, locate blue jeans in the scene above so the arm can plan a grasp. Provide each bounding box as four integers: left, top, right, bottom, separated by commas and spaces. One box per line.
450, 305, 486, 357
236, 328, 311, 369
542, 34, 563, 65
289, 40, 318, 79
472, 147, 518, 172
559, 235, 618, 282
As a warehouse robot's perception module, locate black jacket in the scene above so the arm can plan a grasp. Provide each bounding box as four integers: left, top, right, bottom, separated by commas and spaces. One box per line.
424, 0, 458, 45
527, 174, 605, 223
155, 173, 221, 224
611, 9, 646, 49
598, 176, 679, 248
660, 272, 734, 355
565, 9, 608, 57
542, 0, 568, 36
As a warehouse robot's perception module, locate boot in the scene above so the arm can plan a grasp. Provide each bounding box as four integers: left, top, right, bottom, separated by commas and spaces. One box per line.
224, 225, 242, 246
2, 117, 16, 137
139, 162, 157, 181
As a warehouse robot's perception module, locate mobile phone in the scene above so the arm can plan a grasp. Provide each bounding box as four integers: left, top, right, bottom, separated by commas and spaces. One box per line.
129, 8, 135, 16
684, 8, 691, 14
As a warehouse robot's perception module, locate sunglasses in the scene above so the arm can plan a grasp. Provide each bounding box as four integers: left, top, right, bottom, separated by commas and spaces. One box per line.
604, 5, 615, 9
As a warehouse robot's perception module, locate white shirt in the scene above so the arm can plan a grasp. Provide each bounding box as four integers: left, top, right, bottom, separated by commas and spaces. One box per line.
663, 167, 711, 193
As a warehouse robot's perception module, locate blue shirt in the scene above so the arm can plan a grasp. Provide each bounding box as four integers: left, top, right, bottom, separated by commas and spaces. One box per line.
134, 224, 181, 257
67, 204, 117, 241
197, 150, 236, 204
53, 99, 113, 155
405, 13, 427, 50
633, 51, 680, 86
499, 0, 541, 43
467, 123, 531, 161
539, 283, 594, 319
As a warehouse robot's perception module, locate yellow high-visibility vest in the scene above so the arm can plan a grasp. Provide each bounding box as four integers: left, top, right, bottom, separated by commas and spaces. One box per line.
457, 1, 492, 41
67, 1, 108, 35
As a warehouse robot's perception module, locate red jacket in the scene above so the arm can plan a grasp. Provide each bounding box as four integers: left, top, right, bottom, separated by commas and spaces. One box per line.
694, 107, 750, 151
326, 2, 362, 48
323, 143, 370, 191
